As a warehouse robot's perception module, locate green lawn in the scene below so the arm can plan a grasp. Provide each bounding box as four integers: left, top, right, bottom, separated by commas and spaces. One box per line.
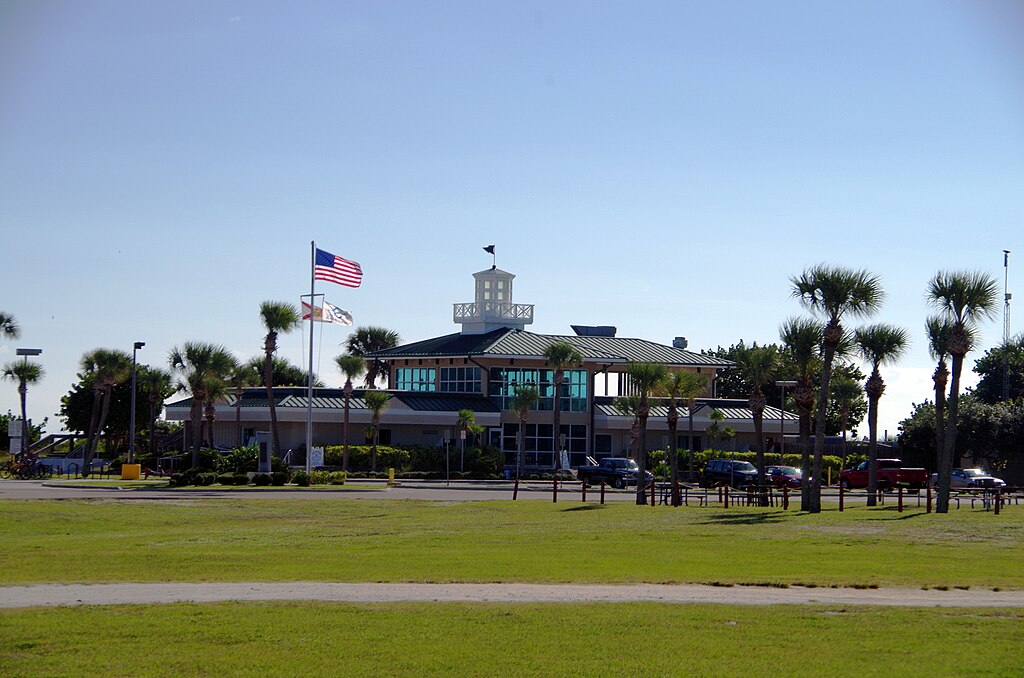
1, 499, 1021, 588
2, 601, 1022, 676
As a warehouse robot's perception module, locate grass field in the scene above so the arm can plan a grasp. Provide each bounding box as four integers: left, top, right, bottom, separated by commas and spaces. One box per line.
1, 498, 1021, 588
2, 601, 1022, 676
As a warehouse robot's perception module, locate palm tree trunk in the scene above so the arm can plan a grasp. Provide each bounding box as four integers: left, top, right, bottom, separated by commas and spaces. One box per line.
517, 416, 526, 479
933, 360, 947, 488
190, 398, 203, 468
937, 353, 964, 513
263, 352, 278, 473
866, 392, 880, 507
687, 403, 696, 482
83, 388, 103, 474
552, 373, 563, 471
668, 405, 679, 506
811, 343, 837, 513
635, 410, 649, 506
371, 417, 379, 473
92, 388, 114, 470
18, 381, 28, 452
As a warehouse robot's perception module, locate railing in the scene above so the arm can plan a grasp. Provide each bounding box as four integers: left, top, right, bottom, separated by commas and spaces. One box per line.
453, 302, 534, 324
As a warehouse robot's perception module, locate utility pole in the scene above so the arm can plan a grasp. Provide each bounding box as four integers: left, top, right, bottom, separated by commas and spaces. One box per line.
1003, 250, 1011, 401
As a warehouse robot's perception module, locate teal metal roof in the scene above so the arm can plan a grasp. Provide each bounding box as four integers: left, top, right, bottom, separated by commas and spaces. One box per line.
369, 328, 732, 368
594, 397, 798, 421
166, 388, 499, 413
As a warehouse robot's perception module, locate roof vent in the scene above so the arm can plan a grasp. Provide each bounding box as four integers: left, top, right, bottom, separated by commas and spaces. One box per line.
672, 337, 688, 349
570, 325, 616, 337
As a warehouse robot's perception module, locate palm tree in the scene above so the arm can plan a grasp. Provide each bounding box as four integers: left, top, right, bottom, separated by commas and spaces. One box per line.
2, 360, 44, 453
363, 390, 390, 472
792, 265, 883, 513
543, 342, 583, 471
614, 395, 642, 461
346, 326, 400, 388
245, 356, 322, 388
855, 324, 910, 506
227, 362, 260, 449
829, 374, 863, 469
0, 312, 18, 343
927, 271, 999, 513
625, 362, 669, 505
80, 349, 132, 474
925, 315, 956, 479
168, 342, 236, 468
780, 318, 822, 508
456, 408, 476, 472
658, 370, 707, 505
509, 384, 540, 479
730, 345, 779, 494
259, 301, 301, 470
136, 366, 174, 457
334, 353, 366, 472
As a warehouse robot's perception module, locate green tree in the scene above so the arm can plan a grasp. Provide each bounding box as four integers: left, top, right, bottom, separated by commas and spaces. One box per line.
855, 323, 910, 504
456, 408, 476, 472
2, 359, 44, 454
363, 390, 390, 472
169, 342, 236, 468
136, 366, 174, 457
729, 345, 779, 492
792, 264, 883, 513
658, 370, 707, 504
510, 384, 540, 479
973, 334, 1024, 404
543, 341, 583, 470
927, 271, 999, 513
0, 411, 46, 450
780, 317, 822, 508
0, 312, 18, 343
625, 362, 669, 505
829, 374, 863, 467
80, 349, 132, 474
346, 326, 400, 388
334, 353, 366, 472
227, 362, 260, 449
259, 301, 301, 469
245, 356, 322, 388
925, 316, 955, 479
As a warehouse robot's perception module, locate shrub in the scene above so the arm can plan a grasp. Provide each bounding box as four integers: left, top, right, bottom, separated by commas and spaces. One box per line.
329, 471, 346, 485
310, 470, 332, 485
271, 471, 289, 486
197, 472, 217, 486
216, 474, 236, 486
232, 473, 250, 486
253, 473, 271, 486
168, 473, 187, 487
214, 445, 259, 474
323, 445, 411, 471
292, 471, 310, 487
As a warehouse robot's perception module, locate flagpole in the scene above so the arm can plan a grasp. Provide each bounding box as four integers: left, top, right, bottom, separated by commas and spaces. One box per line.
306, 240, 315, 474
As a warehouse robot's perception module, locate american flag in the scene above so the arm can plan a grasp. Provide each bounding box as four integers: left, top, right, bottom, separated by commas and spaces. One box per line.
314, 248, 363, 288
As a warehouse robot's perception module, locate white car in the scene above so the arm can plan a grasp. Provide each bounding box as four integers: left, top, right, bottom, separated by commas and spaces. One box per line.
929, 468, 1006, 489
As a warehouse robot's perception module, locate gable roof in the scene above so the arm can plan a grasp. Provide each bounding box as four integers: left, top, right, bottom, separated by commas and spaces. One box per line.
593, 396, 799, 421
165, 388, 501, 413
368, 328, 732, 368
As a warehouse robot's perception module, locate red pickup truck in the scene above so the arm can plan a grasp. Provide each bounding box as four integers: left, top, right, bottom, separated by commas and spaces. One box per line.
838, 459, 929, 491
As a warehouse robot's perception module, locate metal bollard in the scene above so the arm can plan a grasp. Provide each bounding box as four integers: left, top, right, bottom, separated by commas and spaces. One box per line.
927, 487, 932, 513
600, 481, 606, 505
839, 484, 844, 512
513, 478, 519, 501
898, 486, 904, 513
553, 477, 558, 503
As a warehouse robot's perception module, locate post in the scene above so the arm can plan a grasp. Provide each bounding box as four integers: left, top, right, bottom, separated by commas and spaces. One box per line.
783, 486, 789, 510
839, 484, 844, 512
724, 484, 730, 509
305, 241, 317, 476
650, 479, 655, 506
388, 467, 396, 487
995, 489, 1001, 515
927, 486, 932, 513
898, 486, 904, 513
582, 481, 587, 503
513, 477, 519, 501
128, 342, 144, 464
552, 476, 558, 503
600, 481, 605, 505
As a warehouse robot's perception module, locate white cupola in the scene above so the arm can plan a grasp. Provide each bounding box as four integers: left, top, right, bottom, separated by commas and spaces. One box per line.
453, 266, 534, 334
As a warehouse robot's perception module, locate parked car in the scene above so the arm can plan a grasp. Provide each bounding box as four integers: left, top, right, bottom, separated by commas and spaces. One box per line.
838, 459, 929, 491
765, 465, 803, 489
929, 468, 1006, 489
577, 457, 653, 489
700, 459, 759, 489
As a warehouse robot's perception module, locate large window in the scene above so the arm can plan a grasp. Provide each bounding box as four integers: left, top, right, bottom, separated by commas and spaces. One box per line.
499, 423, 588, 468
395, 367, 436, 391
489, 368, 588, 411
439, 367, 481, 393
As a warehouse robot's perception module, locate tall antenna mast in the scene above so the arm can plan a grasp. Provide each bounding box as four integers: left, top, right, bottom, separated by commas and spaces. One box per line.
1003, 249, 1011, 401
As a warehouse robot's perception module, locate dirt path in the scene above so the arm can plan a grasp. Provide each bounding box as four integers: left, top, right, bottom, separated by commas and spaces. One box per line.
2, 582, 1021, 609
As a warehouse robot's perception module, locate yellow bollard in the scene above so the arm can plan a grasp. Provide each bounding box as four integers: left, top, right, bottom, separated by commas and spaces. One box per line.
387, 468, 396, 487
121, 464, 141, 480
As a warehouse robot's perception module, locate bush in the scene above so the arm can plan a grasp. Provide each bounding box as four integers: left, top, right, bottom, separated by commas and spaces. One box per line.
232, 473, 250, 486
215, 445, 259, 474
270, 471, 289, 486
168, 473, 187, 487
329, 471, 346, 485
310, 470, 332, 485
197, 472, 217, 486
292, 471, 310, 487
323, 445, 410, 471
216, 474, 236, 486
253, 473, 271, 486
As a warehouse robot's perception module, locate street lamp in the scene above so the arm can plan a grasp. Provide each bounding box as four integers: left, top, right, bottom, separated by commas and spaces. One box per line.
14, 348, 42, 456
129, 341, 145, 464
775, 380, 797, 455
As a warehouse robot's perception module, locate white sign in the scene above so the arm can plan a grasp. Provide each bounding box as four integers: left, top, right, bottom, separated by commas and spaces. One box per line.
9, 436, 22, 455
310, 447, 325, 468
8, 419, 22, 437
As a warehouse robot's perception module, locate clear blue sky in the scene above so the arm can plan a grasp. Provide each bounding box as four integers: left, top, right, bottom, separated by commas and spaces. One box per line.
2, 0, 1022, 440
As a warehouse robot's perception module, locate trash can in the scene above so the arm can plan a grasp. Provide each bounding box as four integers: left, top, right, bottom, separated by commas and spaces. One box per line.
121, 464, 141, 480
504, 470, 511, 480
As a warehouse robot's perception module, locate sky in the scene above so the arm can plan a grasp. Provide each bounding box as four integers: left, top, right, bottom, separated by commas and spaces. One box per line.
1, 0, 1022, 442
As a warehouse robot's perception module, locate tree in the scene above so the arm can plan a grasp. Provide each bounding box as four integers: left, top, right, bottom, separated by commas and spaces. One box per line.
1, 411, 46, 451
658, 370, 707, 505
334, 353, 366, 472
456, 408, 475, 472
829, 374, 863, 467
927, 271, 999, 513
136, 366, 174, 457
925, 316, 955, 478
625, 362, 669, 505
2, 359, 44, 454
854, 323, 910, 505
729, 344, 779, 493
973, 334, 1024, 404
543, 342, 583, 470
80, 349, 132, 474
227, 362, 260, 449
169, 342, 236, 468
780, 317, 822, 509
363, 390, 390, 472
706, 409, 735, 447
346, 326, 400, 388
792, 264, 883, 513
509, 384, 540, 479
259, 301, 301, 471
0, 312, 18, 343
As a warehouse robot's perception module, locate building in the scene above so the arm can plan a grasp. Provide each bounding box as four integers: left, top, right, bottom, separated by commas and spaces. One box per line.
165, 265, 797, 467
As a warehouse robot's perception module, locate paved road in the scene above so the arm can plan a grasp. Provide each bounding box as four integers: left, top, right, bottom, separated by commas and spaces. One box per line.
2, 582, 1021, 609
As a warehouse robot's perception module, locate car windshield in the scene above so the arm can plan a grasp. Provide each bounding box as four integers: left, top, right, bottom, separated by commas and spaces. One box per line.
773, 466, 800, 475
963, 469, 986, 477
732, 462, 756, 472
609, 459, 638, 470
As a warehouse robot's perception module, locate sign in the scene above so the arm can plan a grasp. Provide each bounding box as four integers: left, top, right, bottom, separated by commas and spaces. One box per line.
8, 419, 22, 437
310, 447, 325, 468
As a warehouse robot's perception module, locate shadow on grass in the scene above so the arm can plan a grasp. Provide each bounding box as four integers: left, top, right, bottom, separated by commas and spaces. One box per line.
561, 504, 607, 512
698, 511, 788, 525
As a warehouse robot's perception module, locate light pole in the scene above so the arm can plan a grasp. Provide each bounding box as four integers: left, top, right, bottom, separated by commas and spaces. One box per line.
14, 348, 42, 456
775, 380, 797, 458
129, 341, 145, 464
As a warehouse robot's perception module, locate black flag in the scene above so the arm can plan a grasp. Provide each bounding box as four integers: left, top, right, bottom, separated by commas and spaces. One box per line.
483, 245, 495, 254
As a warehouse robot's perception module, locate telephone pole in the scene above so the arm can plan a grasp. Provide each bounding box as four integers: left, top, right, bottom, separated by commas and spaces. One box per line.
1003, 250, 1011, 401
